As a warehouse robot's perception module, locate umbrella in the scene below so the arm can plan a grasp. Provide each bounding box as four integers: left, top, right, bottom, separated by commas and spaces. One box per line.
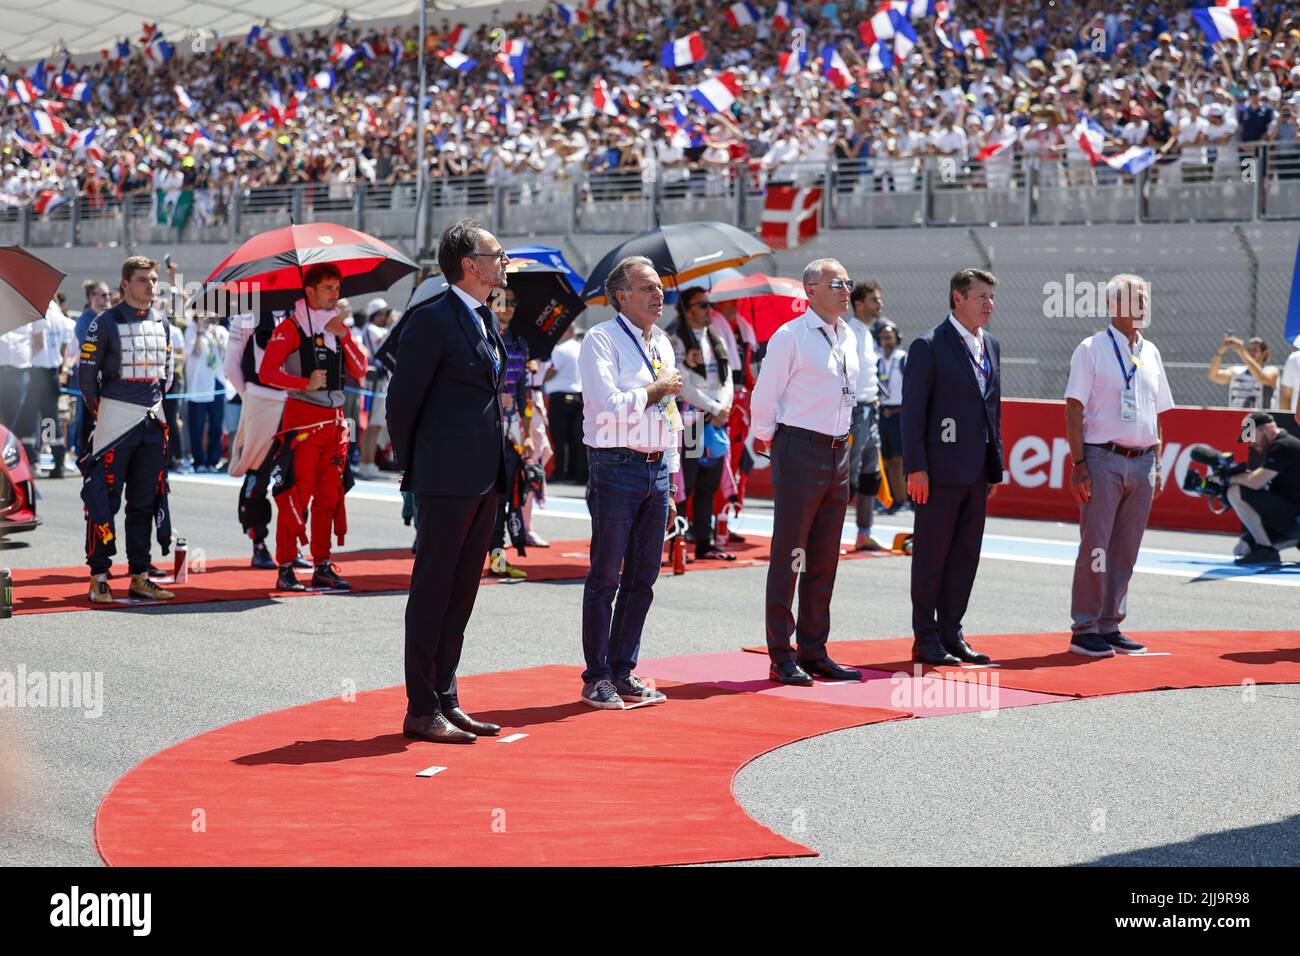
505, 245, 585, 294
195, 222, 417, 315
580, 222, 772, 305
710, 273, 809, 342
0, 246, 66, 336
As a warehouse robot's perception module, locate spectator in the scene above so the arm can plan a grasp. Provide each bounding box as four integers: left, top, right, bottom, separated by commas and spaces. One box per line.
183, 314, 229, 472
1208, 335, 1281, 409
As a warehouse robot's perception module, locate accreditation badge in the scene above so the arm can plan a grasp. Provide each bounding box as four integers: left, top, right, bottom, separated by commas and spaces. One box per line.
651, 357, 684, 433
1120, 389, 1138, 423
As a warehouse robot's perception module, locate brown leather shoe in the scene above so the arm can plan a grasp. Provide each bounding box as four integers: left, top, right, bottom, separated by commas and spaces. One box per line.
402, 712, 476, 744
441, 707, 500, 736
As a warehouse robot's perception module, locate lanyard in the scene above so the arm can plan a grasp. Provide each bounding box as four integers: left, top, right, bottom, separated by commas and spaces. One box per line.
878, 352, 897, 383
816, 325, 851, 391
616, 316, 658, 377
1106, 327, 1140, 391
965, 335, 990, 383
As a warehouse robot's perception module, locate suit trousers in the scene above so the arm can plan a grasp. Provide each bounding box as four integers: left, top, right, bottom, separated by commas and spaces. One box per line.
911, 478, 988, 648
765, 426, 851, 664
405, 490, 499, 716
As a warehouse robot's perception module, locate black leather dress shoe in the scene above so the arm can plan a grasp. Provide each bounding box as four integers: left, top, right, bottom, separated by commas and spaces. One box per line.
911, 643, 960, 665
441, 707, 500, 736
945, 640, 991, 665
801, 657, 863, 681
403, 712, 476, 744
769, 660, 814, 686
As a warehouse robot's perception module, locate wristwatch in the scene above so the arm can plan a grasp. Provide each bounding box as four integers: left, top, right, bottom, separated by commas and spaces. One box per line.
669, 484, 679, 496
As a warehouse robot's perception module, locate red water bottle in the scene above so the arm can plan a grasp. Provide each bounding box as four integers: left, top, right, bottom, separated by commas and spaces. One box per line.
672, 537, 687, 575
716, 509, 728, 542
173, 537, 188, 585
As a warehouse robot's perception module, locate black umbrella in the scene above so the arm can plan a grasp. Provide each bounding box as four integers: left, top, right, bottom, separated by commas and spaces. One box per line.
580, 221, 772, 305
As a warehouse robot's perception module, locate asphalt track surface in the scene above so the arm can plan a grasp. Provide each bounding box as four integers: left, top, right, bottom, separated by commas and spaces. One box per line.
1, 470, 1296, 867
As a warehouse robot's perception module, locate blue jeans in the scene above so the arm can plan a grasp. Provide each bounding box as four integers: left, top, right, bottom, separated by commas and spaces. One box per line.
581, 448, 669, 683
186, 396, 225, 468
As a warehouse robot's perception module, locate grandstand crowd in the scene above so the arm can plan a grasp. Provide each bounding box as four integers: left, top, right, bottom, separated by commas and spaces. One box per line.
2, 1, 1299, 222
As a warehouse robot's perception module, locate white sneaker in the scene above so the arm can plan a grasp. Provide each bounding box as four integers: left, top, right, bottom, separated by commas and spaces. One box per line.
355, 462, 381, 479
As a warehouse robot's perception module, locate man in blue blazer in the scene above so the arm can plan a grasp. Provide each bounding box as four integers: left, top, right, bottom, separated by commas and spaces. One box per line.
901, 269, 1004, 666
387, 219, 510, 743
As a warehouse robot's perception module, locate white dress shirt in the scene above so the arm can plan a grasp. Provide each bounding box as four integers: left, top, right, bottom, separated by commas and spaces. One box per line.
1064, 326, 1175, 448
878, 348, 907, 406
848, 317, 879, 403
544, 337, 582, 394
30, 303, 76, 369
947, 313, 989, 393
750, 308, 860, 441
0, 325, 32, 368
579, 315, 681, 472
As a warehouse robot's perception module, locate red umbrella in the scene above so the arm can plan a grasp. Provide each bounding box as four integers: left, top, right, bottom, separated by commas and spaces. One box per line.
0, 246, 66, 335
198, 222, 416, 315
710, 273, 808, 343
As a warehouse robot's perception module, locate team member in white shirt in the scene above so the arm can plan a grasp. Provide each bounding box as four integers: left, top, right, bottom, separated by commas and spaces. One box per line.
1279, 338, 1300, 419
183, 315, 229, 472
577, 256, 682, 711
847, 282, 884, 551
28, 301, 78, 477
876, 323, 908, 513
1064, 274, 1175, 658
544, 325, 585, 483
0, 322, 33, 456
751, 258, 863, 687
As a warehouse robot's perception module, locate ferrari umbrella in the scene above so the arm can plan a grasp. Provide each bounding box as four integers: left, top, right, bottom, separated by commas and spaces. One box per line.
710, 273, 809, 342
0, 246, 66, 335
195, 222, 417, 315
580, 222, 771, 305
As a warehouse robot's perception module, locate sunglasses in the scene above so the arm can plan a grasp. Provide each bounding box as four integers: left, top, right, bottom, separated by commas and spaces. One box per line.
691, 300, 713, 310
811, 279, 855, 291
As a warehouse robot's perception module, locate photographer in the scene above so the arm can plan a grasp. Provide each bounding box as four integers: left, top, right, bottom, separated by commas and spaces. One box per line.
1208, 335, 1279, 409
1228, 412, 1300, 567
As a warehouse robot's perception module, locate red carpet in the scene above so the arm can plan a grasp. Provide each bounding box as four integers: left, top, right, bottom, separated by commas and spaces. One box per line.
741, 631, 1300, 698
9, 538, 901, 615
94, 664, 907, 867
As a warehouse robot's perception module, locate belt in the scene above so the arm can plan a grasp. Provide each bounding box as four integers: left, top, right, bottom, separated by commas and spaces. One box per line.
602, 447, 664, 463
777, 424, 850, 448
881, 405, 902, 416
1087, 441, 1155, 458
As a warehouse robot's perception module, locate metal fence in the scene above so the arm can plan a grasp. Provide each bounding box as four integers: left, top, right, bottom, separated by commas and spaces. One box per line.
3, 142, 1297, 250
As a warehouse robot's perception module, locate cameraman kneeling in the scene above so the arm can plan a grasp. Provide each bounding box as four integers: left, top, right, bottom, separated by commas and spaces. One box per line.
1229, 412, 1300, 566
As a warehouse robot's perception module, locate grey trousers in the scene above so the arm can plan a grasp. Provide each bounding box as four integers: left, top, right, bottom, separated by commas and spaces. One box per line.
1070, 444, 1155, 636
765, 425, 851, 663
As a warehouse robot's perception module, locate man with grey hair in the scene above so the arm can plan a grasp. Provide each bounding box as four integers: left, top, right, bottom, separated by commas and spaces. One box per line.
576, 256, 683, 710
750, 258, 863, 686
1064, 273, 1173, 657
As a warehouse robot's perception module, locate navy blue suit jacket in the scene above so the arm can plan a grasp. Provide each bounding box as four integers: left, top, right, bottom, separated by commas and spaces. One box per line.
385, 289, 508, 497
901, 317, 1004, 486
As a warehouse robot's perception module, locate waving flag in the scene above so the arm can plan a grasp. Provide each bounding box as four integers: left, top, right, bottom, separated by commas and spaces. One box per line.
7, 78, 40, 104
438, 50, 477, 72
357, 105, 380, 131
588, 0, 618, 11
237, 108, 261, 133
908, 0, 941, 18
11, 129, 47, 158
773, 1, 792, 32
28, 60, 48, 95
1191, 5, 1254, 42
662, 32, 706, 69
1104, 146, 1158, 176
116, 39, 131, 60
591, 77, 619, 116
67, 126, 99, 152
974, 137, 1014, 161
308, 70, 335, 90
958, 28, 991, 58
186, 126, 214, 147
934, 0, 956, 49
691, 72, 742, 114
29, 110, 66, 137
865, 40, 894, 73
174, 85, 195, 111
557, 3, 588, 25
446, 25, 471, 51
779, 49, 809, 76
858, 8, 900, 47
330, 41, 354, 63
496, 39, 528, 84
62, 79, 92, 103
726, 2, 761, 29
893, 16, 919, 59
823, 47, 855, 87
34, 190, 69, 218
1072, 111, 1108, 165
245, 26, 262, 46
267, 35, 293, 58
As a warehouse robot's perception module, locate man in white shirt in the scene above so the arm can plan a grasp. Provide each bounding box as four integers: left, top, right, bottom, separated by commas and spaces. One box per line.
0, 322, 33, 456
848, 282, 884, 551
1064, 274, 1174, 658
28, 300, 78, 477
183, 315, 229, 472
577, 256, 683, 710
1279, 339, 1300, 418
876, 323, 909, 513
751, 258, 863, 686
544, 325, 585, 483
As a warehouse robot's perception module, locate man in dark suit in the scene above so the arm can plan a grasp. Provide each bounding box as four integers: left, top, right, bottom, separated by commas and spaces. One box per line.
386, 218, 510, 744
902, 268, 1004, 666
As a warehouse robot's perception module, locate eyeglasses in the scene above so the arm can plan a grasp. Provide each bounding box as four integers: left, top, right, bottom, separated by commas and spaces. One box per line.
471, 250, 510, 264
810, 279, 855, 291
691, 301, 713, 310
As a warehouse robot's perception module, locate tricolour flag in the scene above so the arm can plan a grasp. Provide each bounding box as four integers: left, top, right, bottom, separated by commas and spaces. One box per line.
29, 110, 66, 137
33, 189, 69, 218
1191, 5, 1254, 42
690, 71, 742, 113
778, 50, 809, 76
662, 32, 706, 69
186, 126, 214, 147
825, 46, 856, 85
974, 138, 1013, 161
893, 17, 919, 59
496, 39, 528, 83
588, 0, 617, 12
438, 50, 477, 72
63, 80, 92, 103
331, 41, 354, 63
865, 40, 893, 74
558, 4, 588, 25
908, 0, 940, 19
174, 85, 195, 111
958, 28, 991, 58
1072, 111, 1108, 165
308, 70, 335, 90
774, 1, 792, 32
1104, 146, 1158, 176
246, 26, 262, 46
726, 2, 761, 29
67, 125, 99, 152
858, 8, 900, 47
761, 186, 821, 249
8, 78, 40, 104
591, 77, 619, 116
446, 25, 471, 51
266, 35, 293, 58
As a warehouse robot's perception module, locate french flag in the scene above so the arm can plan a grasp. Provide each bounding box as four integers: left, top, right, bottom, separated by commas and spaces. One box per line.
146, 38, 175, 63
12, 129, 46, 158
246, 26, 262, 46
779, 49, 809, 75
858, 8, 900, 47
496, 39, 528, 83
357, 42, 377, 62
1104, 146, 1158, 176
390, 43, 404, 69
33, 190, 69, 218
438, 50, 477, 72
974, 138, 1014, 161
267, 36, 293, 58
865, 41, 894, 74
358, 105, 380, 130
331, 41, 354, 63
958, 28, 991, 58
588, 0, 617, 12
691, 71, 742, 114
774, 1, 792, 32
63, 80, 92, 104
446, 25, 471, 51
557, 3, 588, 25
174, 85, 195, 111
186, 126, 214, 146
1191, 5, 1254, 42
28, 60, 48, 94
591, 77, 619, 116
1073, 111, 1108, 165
893, 16, 919, 59
237, 109, 261, 133
823, 47, 855, 87
29, 110, 66, 137
67, 125, 98, 151
116, 40, 131, 61
725, 2, 761, 29
8, 79, 40, 104
907, 0, 940, 18
934, 1, 956, 49
662, 32, 706, 69
308, 70, 335, 90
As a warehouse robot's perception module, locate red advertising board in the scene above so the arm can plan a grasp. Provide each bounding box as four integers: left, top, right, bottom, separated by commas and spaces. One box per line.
743, 400, 1252, 534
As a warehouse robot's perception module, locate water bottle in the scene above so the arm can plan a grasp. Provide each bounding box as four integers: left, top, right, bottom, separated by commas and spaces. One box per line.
173, 537, 188, 585
0, 568, 12, 619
